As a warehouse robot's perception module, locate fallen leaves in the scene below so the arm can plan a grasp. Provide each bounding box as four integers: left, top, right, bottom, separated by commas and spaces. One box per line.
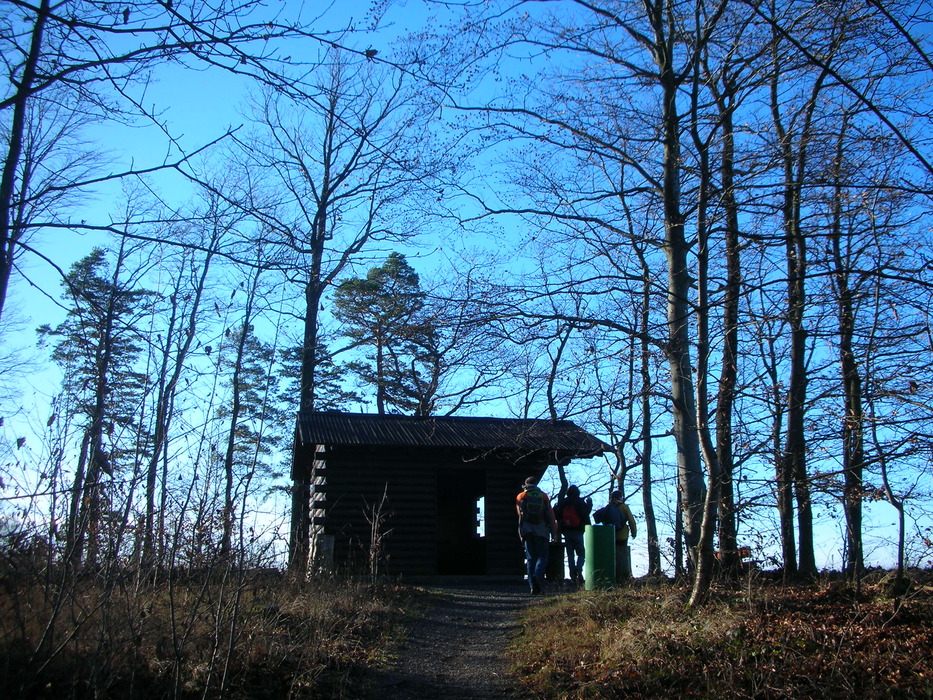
512, 574, 933, 698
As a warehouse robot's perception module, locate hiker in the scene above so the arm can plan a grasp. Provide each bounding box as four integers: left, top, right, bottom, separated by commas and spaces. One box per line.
516, 476, 558, 595
555, 485, 592, 585
594, 490, 637, 583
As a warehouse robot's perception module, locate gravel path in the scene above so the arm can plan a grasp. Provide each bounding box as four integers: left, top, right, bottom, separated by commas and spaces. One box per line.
364, 578, 540, 699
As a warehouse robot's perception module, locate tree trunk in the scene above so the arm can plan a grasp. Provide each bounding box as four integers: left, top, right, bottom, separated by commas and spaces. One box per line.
689, 453, 720, 606
828, 125, 864, 581
660, 56, 705, 570
770, 30, 827, 579
0, 0, 48, 323
838, 267, 865, 581
376, 331, 387, 415
220, 321, 249, 559
290, 226, 325, 574
639, 259, 661, 576
715, 87, 741, 577
65, 431, 91, 568
690, 52, 721, 597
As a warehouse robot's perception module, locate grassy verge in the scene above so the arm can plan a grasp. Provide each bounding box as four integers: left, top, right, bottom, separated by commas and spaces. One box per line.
510, 572, 933, 699
0, 570, 408, 698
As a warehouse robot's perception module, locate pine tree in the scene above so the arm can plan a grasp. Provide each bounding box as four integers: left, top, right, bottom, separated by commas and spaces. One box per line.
37, 247, 152, 567
216, 323, 287, 558
333, 253, 437, 415
278, 339, 359, 413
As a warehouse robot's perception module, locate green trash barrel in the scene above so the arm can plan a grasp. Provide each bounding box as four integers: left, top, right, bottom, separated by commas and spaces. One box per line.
584, 524, 615, 590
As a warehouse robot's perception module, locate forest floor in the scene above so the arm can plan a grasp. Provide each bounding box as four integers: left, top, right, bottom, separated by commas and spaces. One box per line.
360, 570, 933, 700
361, 577, 534, 699
2, 569, 932, 698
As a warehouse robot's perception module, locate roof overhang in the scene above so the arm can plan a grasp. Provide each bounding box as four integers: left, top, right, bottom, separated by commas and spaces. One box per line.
295, 411, 610, 464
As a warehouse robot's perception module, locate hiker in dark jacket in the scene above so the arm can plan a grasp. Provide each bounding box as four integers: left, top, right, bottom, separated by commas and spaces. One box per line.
516, 476, 558, 595
555, 485, 592, 586
594, 490, 638, 582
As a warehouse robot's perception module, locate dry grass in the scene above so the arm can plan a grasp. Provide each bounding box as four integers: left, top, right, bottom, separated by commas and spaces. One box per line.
510, 571, 933, 699
6, 566, 932, 699
0, 568, 408, 698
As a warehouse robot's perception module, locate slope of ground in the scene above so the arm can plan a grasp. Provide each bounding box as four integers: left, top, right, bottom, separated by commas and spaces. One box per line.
361, 571, 933, 700
513, 571, 933, 699
363, 578, 543, 699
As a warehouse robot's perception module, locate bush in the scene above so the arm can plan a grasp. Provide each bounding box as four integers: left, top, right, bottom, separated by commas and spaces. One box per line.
510, 576, 933, 699
0, 567, 406, 698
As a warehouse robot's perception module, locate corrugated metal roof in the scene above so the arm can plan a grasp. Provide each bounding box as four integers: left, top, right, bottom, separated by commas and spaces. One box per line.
296, 412, 609, 456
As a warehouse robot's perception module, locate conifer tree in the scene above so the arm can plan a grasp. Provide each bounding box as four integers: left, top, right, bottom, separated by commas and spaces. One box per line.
37, 246, 152, 567
333, 253, 437, 415
216, 323, 286, 558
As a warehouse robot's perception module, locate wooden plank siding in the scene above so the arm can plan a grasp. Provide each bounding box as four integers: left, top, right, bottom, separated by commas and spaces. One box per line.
486, 466, 528, 575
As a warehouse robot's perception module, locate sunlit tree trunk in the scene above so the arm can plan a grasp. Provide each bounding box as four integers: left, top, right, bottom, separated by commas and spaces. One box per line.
654, 1, 706, 570
690, 67, 720, 600
827, 117, 865, 581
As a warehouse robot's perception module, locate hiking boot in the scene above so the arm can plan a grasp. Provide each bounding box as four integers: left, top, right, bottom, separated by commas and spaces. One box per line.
531, 579, 542, 595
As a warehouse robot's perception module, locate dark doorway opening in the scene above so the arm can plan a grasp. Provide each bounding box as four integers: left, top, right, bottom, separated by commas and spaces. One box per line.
436, 468, 486, 574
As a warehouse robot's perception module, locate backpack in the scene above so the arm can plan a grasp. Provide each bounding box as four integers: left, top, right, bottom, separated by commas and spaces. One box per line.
594, 504, 624, 530
561, 501, 581, 529
520, 488, 545, 524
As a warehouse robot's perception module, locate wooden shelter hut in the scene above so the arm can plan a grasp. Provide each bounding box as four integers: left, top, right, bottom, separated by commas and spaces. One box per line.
290, 412, 609, 577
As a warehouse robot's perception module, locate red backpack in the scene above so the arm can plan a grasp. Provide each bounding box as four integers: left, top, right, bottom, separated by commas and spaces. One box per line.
561, 501, 581, 528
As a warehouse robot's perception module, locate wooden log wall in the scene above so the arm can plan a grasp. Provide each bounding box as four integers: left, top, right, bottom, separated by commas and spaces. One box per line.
317, 443, 549, 577
322, 444, 442, 576
486, 468, 527, 576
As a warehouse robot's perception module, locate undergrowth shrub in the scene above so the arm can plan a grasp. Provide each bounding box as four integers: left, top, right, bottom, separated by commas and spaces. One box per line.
0, 567, 406, 698
511, 576, 933, 699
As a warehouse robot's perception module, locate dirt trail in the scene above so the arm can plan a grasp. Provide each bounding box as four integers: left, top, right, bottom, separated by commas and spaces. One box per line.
364, 579, 537, 699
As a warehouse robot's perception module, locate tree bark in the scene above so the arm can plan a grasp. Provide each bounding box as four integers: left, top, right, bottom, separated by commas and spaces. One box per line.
828, 120, 865, 581
0, 0, 49, 323
659, 46, 705, 570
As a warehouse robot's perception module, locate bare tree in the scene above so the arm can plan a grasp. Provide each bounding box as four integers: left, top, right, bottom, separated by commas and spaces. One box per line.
0, 0, 349, 322
688, 4, 771, 602
228, 48, 447, 572
434, 0, 731, 571
139, 192, 237, 568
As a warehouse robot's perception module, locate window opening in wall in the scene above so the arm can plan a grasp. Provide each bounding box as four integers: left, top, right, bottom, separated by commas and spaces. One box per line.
476, 496, 485, 537
436, 468, 486, 575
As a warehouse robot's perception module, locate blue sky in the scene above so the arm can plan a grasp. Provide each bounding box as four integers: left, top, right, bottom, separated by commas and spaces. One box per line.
1, 0, 926, 575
